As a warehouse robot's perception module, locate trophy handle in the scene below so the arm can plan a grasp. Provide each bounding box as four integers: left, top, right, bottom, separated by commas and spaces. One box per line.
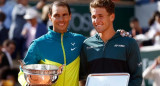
51, 65, 64, 83
52, 75, 58, 83
57, 65, 64, 75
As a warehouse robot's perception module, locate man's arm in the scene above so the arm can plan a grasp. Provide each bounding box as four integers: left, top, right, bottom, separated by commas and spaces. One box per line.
79, 44, 88, 86
18, 41, 41, 86
127, 39, 142, 86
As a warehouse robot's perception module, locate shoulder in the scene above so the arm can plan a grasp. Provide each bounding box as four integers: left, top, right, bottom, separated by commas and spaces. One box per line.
33, 34, 48, 43
125, 37, 137, 44
83, 35, 96, 43
69, 32, 85, 37
119, 37, 139, 49
68, 32, 86, 41
123, 36, 136, 41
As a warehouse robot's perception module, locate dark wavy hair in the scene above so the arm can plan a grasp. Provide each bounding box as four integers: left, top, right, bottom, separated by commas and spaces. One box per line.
48, 0, 71, 15
149, 11, 160, 26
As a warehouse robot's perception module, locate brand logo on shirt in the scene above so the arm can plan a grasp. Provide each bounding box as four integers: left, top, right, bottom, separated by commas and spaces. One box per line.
138, 62, 142, 67
71, 42, 76, 51
71, 42, 75, 46
114, 44, 125, 47
71, 47, 76, 51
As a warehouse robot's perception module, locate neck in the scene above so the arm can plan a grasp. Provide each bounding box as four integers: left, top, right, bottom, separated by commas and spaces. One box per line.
99, 27, 116, 43
53, 29, 67, 34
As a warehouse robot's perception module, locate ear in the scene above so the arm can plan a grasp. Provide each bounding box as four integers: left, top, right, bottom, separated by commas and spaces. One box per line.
69, 14, 72, 20
48, 13, 52, 21
110, 13, 115, 22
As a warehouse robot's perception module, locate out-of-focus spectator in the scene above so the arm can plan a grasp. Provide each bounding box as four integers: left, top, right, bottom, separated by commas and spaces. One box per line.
0, 67, 20, 86
0, 0, 16, 29
129, 17, 153, 46
143, 56, 160, 86
41, 4, 50, 26
129, 17, 148, 37
0, 11, 9, 45
148, 11, 160, 45
135, 11, 160, 46
36, 0, 47, 11
0, 40, 16, 68
9, 0, 28, 59
21, 8, 47, 56
9, 0, 46, 59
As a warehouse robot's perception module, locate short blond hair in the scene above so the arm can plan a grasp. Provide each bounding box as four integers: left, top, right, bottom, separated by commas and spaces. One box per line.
90, 0, 115, 15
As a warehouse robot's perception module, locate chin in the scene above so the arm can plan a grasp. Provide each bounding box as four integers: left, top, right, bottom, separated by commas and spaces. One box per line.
96, 29, 103, 33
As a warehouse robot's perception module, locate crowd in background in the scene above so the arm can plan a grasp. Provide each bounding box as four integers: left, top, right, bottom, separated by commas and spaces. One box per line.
0, 0, 160, 86
129, 11, 160, 47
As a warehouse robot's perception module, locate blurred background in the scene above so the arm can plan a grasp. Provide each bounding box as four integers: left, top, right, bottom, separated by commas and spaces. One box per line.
0, 0, 160, 86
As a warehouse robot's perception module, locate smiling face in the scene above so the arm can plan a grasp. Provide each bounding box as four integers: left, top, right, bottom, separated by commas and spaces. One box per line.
90, 7, 115, 33
48, 5, 71, 33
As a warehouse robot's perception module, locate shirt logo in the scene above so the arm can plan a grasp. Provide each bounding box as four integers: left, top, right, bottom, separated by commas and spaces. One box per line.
114, 44, 125, 47
71, 47, 76, 51
71, 42, 75, 46
138, 62, 142, 67
71, 42, 76, 51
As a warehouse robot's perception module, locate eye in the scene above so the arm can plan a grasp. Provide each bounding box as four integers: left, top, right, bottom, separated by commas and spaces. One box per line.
54, 14, 60, 18
92, 15, 96, 19
63, 13, 68, 17
99, 15, 103, 18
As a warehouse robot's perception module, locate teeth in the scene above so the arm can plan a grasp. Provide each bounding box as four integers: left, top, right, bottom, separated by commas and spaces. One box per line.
96, 25, 102, 27
59, 23, 64, 26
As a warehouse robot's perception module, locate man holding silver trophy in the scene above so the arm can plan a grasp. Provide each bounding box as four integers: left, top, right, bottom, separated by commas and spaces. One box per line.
18, 1, 86, 86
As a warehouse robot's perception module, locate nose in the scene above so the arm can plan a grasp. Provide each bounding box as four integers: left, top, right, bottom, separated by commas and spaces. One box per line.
58, 16, 64, 21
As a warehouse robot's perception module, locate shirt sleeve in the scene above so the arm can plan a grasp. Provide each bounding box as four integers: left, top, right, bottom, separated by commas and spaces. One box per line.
127, 39, 142, 86
79, 43, 88, 81
18, 41, 41, 86
23, 41, 41, 64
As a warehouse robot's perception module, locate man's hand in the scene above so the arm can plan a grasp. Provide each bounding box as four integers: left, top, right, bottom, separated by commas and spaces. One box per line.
117, 29, 132, 37
79, 80, 86, 86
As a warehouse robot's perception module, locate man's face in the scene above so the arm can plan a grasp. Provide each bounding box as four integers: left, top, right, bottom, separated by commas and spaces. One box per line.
130, 21, 139, 30
90, 7, 114, 33
49, 6, 71, 33
6, 44, 15, 55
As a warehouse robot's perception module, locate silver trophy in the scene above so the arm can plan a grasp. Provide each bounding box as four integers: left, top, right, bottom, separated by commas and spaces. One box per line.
19, 60, 63, 86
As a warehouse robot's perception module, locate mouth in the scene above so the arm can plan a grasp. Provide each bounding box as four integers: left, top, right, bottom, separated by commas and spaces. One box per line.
95, 25, 102, 28
58, 23, 65, 26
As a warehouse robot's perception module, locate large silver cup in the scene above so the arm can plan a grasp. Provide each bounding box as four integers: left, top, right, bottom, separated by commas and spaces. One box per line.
19, 61, 63, 86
